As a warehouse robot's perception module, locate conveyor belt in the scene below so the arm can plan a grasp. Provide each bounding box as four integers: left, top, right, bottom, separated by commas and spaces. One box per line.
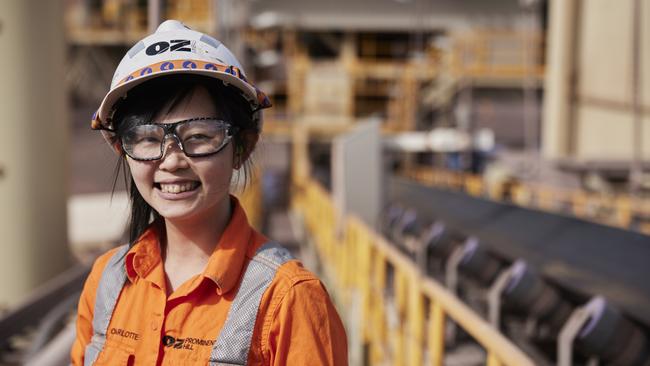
389, 176, 650, 328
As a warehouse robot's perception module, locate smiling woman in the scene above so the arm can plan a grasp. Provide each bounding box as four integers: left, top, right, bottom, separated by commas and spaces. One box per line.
122, 83, 236, 244
111, 75, 256, 244
71, 20, 347, 366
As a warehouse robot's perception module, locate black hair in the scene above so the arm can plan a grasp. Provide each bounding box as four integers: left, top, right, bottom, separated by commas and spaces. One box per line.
109, 74, 258, 247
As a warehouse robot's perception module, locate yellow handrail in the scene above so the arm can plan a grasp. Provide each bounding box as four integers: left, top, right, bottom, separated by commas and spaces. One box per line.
293, 179, 535, 366
234, 168, 263, 230
450, 30, 545, 80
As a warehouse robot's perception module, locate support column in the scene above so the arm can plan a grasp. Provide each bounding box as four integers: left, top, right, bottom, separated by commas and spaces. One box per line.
541, 0, 578, 160
0, 1, 70, 307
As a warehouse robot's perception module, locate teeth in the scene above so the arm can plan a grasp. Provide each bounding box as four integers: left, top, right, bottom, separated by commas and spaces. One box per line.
159, 182, 197, 194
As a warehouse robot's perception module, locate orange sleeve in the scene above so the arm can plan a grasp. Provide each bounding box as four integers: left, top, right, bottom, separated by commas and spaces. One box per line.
267, 279, 348, 366
70, 248, 120, 366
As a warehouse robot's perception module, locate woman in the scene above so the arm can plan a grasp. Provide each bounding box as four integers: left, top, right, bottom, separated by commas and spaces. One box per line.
71, 20, 348, 365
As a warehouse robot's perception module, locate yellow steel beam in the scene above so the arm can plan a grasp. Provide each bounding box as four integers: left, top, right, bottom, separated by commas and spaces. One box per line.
429, 301, 446, 366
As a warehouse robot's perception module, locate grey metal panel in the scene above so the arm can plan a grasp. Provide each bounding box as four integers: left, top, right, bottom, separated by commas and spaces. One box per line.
333, 120, 382, 228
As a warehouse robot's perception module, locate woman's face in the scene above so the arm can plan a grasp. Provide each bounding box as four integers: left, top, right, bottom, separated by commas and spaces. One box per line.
126, 86, 234, 223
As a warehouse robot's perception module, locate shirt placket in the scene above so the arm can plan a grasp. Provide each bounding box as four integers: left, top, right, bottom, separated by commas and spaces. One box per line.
138, 254, 171, 366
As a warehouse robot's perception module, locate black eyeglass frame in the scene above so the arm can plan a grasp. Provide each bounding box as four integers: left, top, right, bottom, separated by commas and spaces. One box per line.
118, 117, 240, 161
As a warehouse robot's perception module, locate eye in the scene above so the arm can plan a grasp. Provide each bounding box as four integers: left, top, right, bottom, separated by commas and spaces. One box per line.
135, 136, 162, 144
186, 134, 210, 141
123, 125, 164, 144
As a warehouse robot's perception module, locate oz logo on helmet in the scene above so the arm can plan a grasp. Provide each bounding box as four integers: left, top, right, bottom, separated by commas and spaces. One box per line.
146, 39, 192, 56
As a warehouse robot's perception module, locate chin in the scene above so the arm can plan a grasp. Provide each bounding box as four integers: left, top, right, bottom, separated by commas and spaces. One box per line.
152, 199, 225, 224
156, 208, 199, 221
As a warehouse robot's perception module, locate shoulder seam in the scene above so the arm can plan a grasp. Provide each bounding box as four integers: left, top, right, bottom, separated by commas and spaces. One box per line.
260, 274, 322, 363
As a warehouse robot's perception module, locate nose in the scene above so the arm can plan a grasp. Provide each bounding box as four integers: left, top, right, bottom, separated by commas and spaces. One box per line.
158, 135, 189, 171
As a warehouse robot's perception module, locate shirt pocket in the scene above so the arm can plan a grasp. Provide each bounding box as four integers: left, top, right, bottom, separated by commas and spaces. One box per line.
88, 341, 135, 366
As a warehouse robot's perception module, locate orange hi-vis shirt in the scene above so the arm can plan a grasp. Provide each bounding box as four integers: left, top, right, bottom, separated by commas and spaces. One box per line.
71, 199, 348, 365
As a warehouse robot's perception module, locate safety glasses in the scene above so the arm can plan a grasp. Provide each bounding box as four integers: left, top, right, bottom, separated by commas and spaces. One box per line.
119, 117, 238, 161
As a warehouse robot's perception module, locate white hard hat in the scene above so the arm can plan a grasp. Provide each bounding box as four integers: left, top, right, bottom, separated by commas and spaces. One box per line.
91, 20, 271, 133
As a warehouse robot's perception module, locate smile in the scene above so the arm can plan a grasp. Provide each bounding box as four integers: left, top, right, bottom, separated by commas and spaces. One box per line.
155, 181, 201, 194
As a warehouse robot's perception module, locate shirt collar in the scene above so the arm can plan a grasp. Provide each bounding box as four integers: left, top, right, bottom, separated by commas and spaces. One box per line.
124, 196, 260, 295
203, 196, 256, 295
125, 227, 162, 284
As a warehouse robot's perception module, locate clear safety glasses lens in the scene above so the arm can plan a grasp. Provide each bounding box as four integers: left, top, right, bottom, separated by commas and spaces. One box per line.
121, 119, 235, 161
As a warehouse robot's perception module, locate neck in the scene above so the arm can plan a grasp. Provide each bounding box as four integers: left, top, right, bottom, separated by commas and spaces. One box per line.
162, 197, 232, 262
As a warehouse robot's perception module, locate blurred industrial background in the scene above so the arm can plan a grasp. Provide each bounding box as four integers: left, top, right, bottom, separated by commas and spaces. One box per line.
1, 0, 650, 365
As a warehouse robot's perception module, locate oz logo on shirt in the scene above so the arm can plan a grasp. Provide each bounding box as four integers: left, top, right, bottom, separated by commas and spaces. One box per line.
162, 335, 216, 351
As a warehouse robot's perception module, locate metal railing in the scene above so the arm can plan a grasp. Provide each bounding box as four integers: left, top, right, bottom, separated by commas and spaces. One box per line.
0, 264, 89, 365
293, 179, 535, 366
450, 30, 545, 80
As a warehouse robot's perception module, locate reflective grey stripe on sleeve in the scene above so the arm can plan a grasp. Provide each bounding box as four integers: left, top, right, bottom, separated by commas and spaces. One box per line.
209, 242, 294, 366
84, 244, 129, 366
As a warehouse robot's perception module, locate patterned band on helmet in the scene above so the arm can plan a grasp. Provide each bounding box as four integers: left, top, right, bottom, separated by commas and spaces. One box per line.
91, 59, 271, 130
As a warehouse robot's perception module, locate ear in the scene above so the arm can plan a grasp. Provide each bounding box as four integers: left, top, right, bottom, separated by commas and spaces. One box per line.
233, 130, 259, 170
109, 136, 124, 156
